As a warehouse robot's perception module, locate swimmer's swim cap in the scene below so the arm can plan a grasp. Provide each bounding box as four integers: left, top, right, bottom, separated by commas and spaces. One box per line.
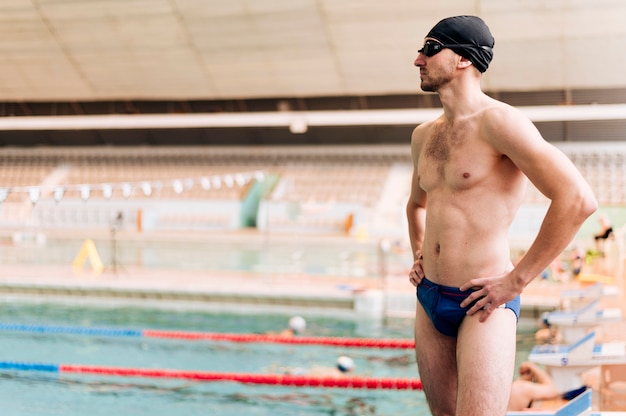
426, 15, 495, 72
336, 356, 355, 373
288, 316, 306, 334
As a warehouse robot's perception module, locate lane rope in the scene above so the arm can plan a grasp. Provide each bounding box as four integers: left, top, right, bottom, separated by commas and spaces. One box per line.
0, 323, 415, 349
0, 360, 423, 390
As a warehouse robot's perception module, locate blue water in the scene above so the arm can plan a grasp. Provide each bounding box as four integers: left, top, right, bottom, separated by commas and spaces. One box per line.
0, 303, 536, 416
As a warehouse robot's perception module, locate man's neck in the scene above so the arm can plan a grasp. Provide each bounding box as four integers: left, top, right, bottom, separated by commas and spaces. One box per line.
437, 77, 486, 121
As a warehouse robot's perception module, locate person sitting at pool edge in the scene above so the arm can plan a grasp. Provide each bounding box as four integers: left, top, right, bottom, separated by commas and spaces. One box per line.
507, 361, 589, 411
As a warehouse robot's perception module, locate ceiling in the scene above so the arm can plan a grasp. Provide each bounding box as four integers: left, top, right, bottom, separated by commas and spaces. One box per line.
1, 0, 626, 103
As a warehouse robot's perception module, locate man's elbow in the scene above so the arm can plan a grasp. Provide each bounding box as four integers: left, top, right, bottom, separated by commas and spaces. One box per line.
577, 188, 598, 222
406, 199, 425, 217
406, 199, 417, 216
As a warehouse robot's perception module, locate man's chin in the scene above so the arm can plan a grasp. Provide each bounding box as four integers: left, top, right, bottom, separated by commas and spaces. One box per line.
420, 83, 435, 93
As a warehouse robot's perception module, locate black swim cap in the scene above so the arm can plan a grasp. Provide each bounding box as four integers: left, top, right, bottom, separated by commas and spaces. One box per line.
426, 15, 495, 73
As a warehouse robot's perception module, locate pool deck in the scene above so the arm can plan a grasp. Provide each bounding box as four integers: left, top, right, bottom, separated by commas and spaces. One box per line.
1, 225, 625, 323
0, 263, 361, 315
0, 228, 622, 320
1, 261, 624, 329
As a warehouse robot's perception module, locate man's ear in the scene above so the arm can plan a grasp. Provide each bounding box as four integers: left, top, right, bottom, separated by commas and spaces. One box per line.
458, 56, 473, 69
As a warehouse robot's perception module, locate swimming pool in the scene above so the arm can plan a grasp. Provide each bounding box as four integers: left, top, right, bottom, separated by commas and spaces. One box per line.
0, 302, 537, 416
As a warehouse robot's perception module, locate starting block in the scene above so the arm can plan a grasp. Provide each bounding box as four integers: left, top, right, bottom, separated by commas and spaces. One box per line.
506, 389, 626, 415
560, 282, 604, 299
559, 283, 618, 310
506, 389, 592, 416
544, 299, 622, 344
529, 331, 626, 392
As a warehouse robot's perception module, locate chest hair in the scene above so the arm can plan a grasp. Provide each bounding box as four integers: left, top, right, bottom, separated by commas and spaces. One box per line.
425, 120, 467, 163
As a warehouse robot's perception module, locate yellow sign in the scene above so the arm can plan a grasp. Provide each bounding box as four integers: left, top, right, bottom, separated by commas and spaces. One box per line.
72, 239, 104, 275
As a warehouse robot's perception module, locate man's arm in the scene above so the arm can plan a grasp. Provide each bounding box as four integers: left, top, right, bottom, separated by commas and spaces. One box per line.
461, 105, 597, 318
509, 362, 560, 411
518, 361, 554, 386
517, 361, 560, 399
407, 172, 427, 261
407, 126, 428, 287
490, 107, 597, 289
407, 126, 427, 261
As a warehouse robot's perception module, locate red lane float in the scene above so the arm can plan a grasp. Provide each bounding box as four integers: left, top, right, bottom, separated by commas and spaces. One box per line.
0, 324, 415, 349
59, 364, 423, 390
143, 330, 416, 349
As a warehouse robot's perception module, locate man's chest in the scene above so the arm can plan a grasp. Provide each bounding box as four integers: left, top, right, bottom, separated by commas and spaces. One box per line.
417, 124, 486, 192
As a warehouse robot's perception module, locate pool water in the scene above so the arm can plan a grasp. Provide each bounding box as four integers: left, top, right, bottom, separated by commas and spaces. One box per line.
0, 303, 536, 416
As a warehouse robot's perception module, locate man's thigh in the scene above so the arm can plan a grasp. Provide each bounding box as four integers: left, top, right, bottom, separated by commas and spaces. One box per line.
414, 302, 458, 415
456, 308, 517, 416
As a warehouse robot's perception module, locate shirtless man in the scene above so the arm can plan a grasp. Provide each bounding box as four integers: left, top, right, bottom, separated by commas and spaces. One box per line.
508, 361, 590, 411
406, 16, 597, 415
507, 361, 560, 411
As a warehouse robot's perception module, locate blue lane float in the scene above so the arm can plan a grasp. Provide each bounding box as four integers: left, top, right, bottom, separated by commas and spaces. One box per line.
0, 323, 142, 338
0, 361, 59, 373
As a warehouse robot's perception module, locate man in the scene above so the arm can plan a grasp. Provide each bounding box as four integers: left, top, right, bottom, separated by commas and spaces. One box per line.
406, 15, 597, 415
507, 361, 588, 411
507, 361, 560, 411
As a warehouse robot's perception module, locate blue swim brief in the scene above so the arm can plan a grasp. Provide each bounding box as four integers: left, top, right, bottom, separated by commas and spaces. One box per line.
416, 276, 521, 337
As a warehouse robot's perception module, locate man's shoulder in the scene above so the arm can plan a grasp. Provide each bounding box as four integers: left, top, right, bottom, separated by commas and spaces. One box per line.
411, 118, 438, 141
480, 99, 519, 119
479, 100, 529, 132
415, 117, 439, 129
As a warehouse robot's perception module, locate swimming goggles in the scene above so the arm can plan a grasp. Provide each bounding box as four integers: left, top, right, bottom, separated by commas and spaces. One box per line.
418, 40, 492, 57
